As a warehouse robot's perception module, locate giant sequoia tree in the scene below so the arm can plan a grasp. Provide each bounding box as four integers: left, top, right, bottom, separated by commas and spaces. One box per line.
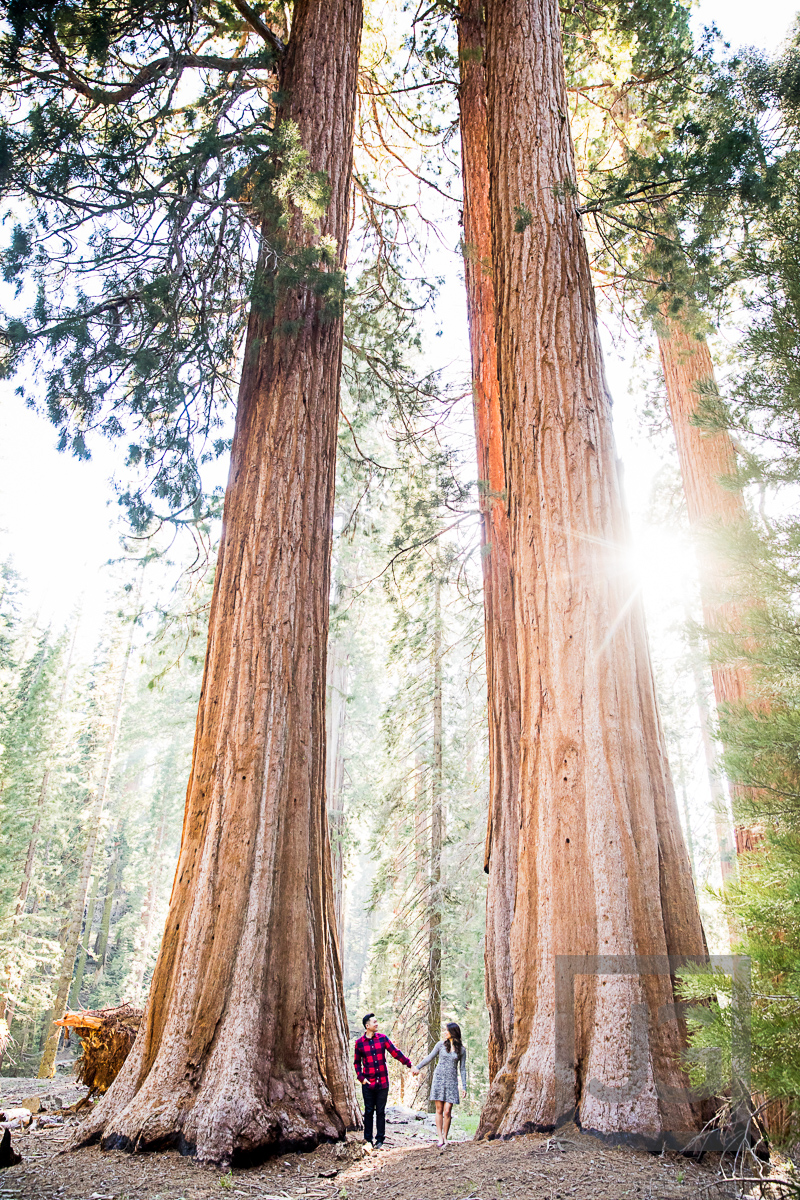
457, 0, 520, 1084
477, 0, 707, 1140
1, 0, 362, 1163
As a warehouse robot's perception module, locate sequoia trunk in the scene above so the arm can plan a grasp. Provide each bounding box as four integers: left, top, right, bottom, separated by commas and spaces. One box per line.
478, 0, 707, 1140
76, 0, 363, 1165
658, 322, 758, 855
457, 0, 521, 1085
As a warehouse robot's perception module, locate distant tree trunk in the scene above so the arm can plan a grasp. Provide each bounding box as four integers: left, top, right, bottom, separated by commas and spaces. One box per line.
326, 646, 348, 934
94, 823, 125, 976
674, 744, 697, 884
0, 614, 80, 1058
129, 796, 169, 1007
658, 322, 760, 854
15, 768, 51, 921
413, 749, 426, 897
69, 870, 100, 1010
77, 1, 363, 1164
38, 601, 138, 1078
478, 0, 707, 1140
425, 579, 443, 1112
457, 0, 520, 1085
687, 643, 737, 885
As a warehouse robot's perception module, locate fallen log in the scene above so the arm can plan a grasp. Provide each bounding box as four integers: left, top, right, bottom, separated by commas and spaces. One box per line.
0, 1108, 32, 1130
55, 1003, 143, 1095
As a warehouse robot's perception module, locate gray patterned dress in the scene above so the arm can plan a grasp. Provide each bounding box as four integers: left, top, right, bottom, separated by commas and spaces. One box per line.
415, 1040, 468, 1104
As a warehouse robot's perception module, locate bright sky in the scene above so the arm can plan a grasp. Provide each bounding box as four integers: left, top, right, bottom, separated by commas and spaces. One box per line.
0, 0, 798, 635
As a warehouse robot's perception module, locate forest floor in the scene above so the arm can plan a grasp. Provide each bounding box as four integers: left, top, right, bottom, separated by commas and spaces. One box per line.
1, 1079, 795, 1200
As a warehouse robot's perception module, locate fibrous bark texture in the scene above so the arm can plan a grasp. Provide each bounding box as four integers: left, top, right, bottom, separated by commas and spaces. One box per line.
76, 0, 363, 1165
457, 0, 520, 1084
478, 0, 707, 1142
657, 322, 758, 856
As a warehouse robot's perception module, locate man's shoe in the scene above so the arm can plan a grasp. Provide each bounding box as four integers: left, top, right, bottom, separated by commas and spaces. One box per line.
374, 1140, 385, 1150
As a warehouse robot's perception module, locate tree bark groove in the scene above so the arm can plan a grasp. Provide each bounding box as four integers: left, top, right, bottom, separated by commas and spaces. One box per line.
76, 0, 363, 1165
478, 0, 707, 1142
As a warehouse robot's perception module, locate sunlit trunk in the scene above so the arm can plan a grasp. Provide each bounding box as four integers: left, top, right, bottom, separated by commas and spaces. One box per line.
658, 322, 759, 855
478, 0, 707, 1140
457, 0, 520, 1083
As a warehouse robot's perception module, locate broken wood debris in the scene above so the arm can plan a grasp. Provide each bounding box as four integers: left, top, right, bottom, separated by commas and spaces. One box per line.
55, 1002, 143, 1094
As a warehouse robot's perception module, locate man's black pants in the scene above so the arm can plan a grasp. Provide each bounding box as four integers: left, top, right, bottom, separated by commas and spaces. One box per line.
361, 1083, 389, 1144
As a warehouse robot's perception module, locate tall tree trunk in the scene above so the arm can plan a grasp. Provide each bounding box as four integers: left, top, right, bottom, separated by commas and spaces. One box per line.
413, 748, 426, 897
0, 615, 80, 1053
326, 646, 348, 935
69, 869, 100, 1010
658, 322, 759, 855
674, 745, 697, 884
77, 1, 363, 1164
457, 0, 521, 1085
478, 0, 707, 1141
94, 823, 125, 976
687, 645, 737, 886
129, 796, 169, 1007
425, 579, 443, 1112
38, 597, 138, 1078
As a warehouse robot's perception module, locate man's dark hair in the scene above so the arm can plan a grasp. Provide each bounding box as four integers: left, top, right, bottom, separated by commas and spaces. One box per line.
362, 1012, 375, 1029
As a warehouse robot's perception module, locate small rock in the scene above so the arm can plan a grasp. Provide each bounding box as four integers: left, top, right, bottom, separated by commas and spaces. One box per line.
319, 1168, 339, 1178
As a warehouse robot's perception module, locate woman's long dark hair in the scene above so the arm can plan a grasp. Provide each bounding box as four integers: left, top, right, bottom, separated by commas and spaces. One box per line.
444, 1022, 463, 1056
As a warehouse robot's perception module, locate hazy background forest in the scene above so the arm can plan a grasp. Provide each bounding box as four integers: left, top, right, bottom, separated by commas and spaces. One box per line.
1, 0, 799, 1141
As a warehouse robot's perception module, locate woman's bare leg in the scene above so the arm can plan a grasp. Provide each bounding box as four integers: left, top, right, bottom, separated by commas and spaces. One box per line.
435, 1101, 444, 1143
442, 1102, 453, 1141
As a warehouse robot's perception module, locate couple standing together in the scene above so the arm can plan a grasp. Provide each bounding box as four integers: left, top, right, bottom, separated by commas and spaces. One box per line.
353, 1012, 467, 1150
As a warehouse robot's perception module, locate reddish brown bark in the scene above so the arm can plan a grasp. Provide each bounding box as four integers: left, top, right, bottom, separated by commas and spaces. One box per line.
457, 0, 521, 1085
76, 0, 363, 1165
658, 323, 760, 856
477, 0, 707, 1141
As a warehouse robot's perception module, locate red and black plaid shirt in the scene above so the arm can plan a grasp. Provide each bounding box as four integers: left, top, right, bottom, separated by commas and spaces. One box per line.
354, 1031, 411, 1087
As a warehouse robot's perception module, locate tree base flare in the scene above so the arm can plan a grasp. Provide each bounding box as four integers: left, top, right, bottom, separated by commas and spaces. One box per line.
75, 1085, 355, 1167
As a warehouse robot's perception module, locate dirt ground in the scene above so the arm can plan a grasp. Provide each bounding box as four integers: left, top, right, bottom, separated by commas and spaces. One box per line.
2, 1109, 780, 1200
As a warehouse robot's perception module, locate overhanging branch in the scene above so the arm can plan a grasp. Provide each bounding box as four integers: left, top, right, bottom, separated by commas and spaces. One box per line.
230, 0, 286, 58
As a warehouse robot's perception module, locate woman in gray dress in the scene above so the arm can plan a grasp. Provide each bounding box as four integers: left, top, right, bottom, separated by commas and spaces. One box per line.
412, 1021, 467, 1148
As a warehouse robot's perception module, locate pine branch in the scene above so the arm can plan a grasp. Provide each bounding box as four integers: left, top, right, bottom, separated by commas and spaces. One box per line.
229, 0, 286, 58
40, 27, 273, 105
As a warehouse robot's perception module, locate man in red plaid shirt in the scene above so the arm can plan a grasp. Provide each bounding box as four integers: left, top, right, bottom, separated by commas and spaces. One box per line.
353, 1012, 412, 1148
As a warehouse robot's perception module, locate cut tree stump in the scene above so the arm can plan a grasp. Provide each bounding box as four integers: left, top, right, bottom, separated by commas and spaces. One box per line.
55, 1004, 143, 1095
